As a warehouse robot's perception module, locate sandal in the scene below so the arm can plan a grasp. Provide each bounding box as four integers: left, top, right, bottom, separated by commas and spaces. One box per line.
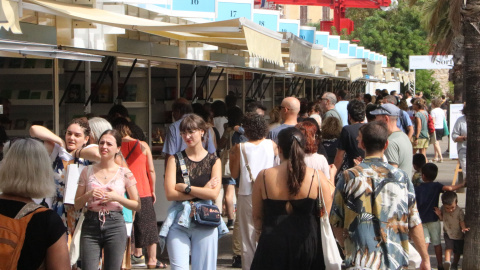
147, 261, 167, 269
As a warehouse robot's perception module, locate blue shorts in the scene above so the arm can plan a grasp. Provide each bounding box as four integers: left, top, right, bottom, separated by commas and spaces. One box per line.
222, 177, 236, 186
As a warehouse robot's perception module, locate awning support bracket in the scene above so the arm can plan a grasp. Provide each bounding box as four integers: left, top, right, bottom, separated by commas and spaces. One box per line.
260, 76, 273, 100
182, 65, 198, 97
287, 77, 297, 97
251, 74, 266, 99
245, 74, 259, 98
85, 56, 114, 107
192, 66, 212, 102
116, 58, 137, 102
295, 78, 306, 97
59, 61, 82, 107
207, 68, 224, 101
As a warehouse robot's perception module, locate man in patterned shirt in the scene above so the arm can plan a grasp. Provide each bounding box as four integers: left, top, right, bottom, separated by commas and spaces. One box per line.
330, 121, 430, 270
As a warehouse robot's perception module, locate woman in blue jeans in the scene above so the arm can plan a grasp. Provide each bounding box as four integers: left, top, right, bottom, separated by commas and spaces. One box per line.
163, 114, 222, 270
75, 129, 141, 270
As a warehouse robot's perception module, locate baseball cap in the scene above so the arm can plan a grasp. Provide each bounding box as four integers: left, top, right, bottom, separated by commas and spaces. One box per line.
370, 103, 400, 116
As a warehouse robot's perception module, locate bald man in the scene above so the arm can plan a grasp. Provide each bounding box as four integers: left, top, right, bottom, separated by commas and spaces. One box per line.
267, 97, 300, 143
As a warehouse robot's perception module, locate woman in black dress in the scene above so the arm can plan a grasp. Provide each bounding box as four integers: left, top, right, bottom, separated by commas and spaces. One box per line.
251, 127, 332, 270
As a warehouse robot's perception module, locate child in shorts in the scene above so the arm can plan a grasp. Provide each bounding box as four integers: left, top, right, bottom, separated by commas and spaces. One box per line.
412, 153, 427, 186
434, 191, 470, 270
414, 163, 464, 270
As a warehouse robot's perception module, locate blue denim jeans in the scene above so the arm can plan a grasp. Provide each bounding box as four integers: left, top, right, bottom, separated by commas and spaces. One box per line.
81, 211, 127, 270
166, 221, 218, 270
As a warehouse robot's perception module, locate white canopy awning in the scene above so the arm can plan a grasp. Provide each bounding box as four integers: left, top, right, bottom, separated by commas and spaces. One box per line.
0, 38, 104, 61
22, 0, 284, 66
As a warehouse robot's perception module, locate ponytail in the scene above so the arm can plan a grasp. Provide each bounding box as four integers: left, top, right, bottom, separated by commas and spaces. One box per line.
287, 135, 306, 195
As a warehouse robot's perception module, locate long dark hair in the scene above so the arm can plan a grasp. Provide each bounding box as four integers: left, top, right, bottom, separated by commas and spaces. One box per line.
277, 127, 306, 196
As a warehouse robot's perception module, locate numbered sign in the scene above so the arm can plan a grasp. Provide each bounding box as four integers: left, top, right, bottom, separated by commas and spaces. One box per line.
348, 44, 357, 57
253, 9, 279, 31
136, 0, 215, 19
216, 0, 253, 21
356, 47, 364, 58
328, 35, 340, 52
382, 56, 388, 67
314, 31, 329, 47
363, 49, 370, 59
172, 0, 215, 12
279, 19, 300, 36
339, 40, 349, 55
299, 26, 316, 43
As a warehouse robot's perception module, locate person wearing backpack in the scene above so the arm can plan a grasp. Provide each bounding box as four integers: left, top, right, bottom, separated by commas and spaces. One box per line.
0, 138, 70, 270
412, 99, 430, 160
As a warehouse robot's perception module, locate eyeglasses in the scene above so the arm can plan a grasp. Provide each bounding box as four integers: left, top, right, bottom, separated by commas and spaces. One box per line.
279, 105, 289, 111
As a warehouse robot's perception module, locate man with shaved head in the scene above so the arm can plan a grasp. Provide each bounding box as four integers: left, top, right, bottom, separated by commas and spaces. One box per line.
321, 92, 342, 123
267, 97, 300, 143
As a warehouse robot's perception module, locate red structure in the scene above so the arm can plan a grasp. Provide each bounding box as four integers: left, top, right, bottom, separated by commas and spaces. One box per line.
257, 0, 391, 35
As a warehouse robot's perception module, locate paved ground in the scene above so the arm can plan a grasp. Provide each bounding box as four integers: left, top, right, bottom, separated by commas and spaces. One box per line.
137, 139, 463, 270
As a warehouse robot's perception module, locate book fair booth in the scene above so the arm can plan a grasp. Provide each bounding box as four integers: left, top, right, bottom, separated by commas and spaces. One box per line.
0, 0, 413, 220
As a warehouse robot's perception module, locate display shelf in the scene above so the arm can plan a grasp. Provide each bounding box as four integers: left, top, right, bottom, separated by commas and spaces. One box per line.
6, 130, 30, 137
123, 101, 148, 108
10, 99, 53, 106
0, 68, 63, 75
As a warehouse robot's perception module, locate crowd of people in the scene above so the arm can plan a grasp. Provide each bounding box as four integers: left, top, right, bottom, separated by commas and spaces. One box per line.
0, 88, 469, 270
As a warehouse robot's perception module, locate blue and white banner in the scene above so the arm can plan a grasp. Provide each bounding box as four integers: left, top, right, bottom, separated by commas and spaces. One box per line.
279, 19, 300, 36
253, 9, 279, 31
299, 26, 316, 43
217, 0, 253, 21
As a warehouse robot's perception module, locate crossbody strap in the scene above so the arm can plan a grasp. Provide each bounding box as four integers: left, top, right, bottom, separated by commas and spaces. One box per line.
240, 143, 255, 183
125, 140, 139, 161
176, 152, 191, 185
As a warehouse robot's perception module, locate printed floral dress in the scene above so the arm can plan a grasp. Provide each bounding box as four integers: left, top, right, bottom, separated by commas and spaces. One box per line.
50, 143, 90, 235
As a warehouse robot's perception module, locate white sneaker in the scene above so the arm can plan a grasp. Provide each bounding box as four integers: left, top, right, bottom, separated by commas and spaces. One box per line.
443, 261, 451, 270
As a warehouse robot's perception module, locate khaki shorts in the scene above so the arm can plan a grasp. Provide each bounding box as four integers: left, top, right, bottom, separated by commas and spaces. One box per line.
412, 137, 429, 149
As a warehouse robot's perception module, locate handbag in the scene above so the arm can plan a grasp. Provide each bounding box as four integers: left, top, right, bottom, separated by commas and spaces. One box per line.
240, 143, 255, 183
63, 163, 85, 205
318, 170, 343, 270
69, 210, 84, 266
176, 151, 221, 227
220, 129, 233, 178
443, 118, 450, 136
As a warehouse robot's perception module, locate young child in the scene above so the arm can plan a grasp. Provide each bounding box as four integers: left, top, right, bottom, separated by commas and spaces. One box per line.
412, 153, 427, 186
434, 191, 470, 270
414, 163, 464, 270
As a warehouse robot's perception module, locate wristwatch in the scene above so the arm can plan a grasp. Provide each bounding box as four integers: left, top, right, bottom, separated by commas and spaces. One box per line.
184, 185, 192, 194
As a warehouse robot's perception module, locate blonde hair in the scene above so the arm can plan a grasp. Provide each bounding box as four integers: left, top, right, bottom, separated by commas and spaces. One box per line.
0, 138, 55, 198
88, 117, 112, 143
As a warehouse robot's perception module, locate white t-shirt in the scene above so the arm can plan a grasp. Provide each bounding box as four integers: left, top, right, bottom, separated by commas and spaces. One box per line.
239, 139, 275, 195
213, 116, 228, 137
304, 153, 329, 180
430, 108, 445, 129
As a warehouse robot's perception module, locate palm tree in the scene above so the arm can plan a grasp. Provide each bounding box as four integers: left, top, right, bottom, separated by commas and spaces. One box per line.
461, 0, 480, 266
411, 0, 480, 266
418, 0, 464, 101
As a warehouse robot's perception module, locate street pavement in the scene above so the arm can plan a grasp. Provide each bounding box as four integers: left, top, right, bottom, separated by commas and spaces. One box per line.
140, 139, 463, 270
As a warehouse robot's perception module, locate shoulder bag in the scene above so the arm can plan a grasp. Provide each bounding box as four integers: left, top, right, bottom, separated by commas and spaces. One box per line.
220, 129, 233, 178
318, 170, 343, 270
240, 143, 255, 183
176, 151, 221, 227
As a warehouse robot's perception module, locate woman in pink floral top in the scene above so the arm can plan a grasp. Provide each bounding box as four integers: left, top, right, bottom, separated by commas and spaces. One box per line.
75, 129, 140, 270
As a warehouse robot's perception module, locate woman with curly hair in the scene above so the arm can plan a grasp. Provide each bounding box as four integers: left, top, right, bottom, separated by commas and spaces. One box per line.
229, 112, 278, 270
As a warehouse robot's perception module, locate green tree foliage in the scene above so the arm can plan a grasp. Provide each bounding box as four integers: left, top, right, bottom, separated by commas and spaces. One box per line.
346, 1, 442, 99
